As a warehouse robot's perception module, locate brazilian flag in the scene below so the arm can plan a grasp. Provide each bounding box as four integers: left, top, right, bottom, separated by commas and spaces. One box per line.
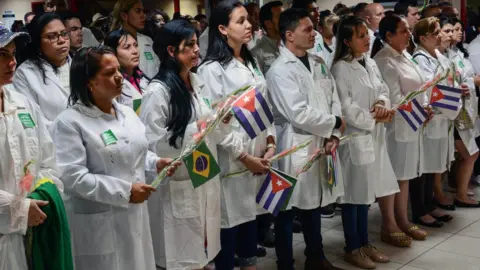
183, 141, 221, 188
133, 99, 142, 115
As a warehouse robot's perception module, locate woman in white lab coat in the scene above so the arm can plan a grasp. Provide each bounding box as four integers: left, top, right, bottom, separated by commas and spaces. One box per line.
0, 28, 66, 270
111, 0, 161, 79
411, 17, 455, 228
13, 13, 71, 128
447, 17, 480, 207
331, 16, 397, 268
197, 2, 274, 269
140, 20, 264, 270
51, 46, 180, 270
372, 14, 429, 242
104, 29, 149, 112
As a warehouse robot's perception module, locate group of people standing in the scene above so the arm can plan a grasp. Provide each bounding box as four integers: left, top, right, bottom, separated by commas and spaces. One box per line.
2, 0, 480, 270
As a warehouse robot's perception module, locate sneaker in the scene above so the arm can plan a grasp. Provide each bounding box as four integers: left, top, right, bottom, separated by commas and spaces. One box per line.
321, 208, 335, 218
344, 249, 376, 269
262, 228, 275, 248
362, 244, 389, 263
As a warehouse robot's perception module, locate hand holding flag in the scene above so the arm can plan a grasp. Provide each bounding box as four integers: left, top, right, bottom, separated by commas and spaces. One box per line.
256, 168, 297, 216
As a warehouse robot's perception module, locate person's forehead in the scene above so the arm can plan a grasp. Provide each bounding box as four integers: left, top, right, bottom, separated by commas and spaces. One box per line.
66, 18, 82, 26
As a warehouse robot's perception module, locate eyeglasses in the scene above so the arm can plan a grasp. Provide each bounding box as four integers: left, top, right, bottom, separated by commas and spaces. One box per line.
42, 30, 70, 43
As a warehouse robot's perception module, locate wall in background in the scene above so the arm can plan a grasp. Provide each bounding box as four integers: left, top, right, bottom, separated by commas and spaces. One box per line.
0, 0, 36, 23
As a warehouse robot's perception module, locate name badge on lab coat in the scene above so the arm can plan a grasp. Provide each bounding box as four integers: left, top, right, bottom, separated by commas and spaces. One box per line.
458, 60, 465, 68
144, 52, 154, 61
18, 113, 36, 128
101, 129, 118, 146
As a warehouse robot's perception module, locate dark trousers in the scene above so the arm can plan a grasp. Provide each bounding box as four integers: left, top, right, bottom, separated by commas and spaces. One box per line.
257, 213, 273, 244
340, 204, 369, 252
474, 137, 480, 176
215, 219, 258, 269
409, 174, 436, 219
274, 207, 325, 270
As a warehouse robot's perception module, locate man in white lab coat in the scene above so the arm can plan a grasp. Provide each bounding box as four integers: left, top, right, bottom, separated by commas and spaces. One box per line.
359, 3, 385, 55
251, 1, 284, 74
266, 8, 345, 270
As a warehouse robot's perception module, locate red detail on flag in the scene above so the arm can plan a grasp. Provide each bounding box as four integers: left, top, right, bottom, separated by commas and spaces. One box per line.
270, 171, 292, 193
398, 101, 413, 112
232, 88, 256, 112
430, 86, 445, 104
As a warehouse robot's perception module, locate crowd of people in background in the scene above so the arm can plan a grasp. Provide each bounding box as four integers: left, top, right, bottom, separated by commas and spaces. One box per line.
3, 0, 480, 269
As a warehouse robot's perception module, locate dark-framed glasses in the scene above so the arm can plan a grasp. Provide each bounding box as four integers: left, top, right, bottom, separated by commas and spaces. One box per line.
43, 30, 70, 43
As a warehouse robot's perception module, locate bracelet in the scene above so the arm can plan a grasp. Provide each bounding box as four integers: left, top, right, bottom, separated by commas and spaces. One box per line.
266, 143, 276, 150
237, 152, 248, 160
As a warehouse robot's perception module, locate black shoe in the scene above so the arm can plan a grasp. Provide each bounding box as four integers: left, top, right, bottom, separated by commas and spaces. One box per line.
321, 208, 335, 218
454, 199, 480, 208
256, 246, 267, 257
435, 200, 456, 211
432, 214, 454, 223
234, 256, 239, 267
262, 228, 275, 248
413, 218, 444, 228
308, 259, 343, 270
293, 216, 302, 233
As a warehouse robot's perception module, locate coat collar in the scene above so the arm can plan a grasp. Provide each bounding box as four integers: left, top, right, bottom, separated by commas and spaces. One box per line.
73, 100, 125, 119
190, 72, 205, 91
2, 85, 26, 115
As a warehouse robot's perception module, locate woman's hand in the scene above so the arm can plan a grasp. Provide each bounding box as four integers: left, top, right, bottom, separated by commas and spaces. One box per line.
324, 136, 339, 155
461, 84, 470, 97
371, 104, 389, 119
130, 183, 156, 203
263, 147, 276, 160
28, 199, 48, 227
156, 158, 182, 176
239, 154, 270, 175
474, 75, 480, 87
424, 106, 434, 125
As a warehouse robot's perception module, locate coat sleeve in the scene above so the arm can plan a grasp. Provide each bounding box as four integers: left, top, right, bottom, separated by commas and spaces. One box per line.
0, 191, 30, 235
29, 100, 64, 193
331, 63, 375, 132
52, 118, 131, 207
267, 70, 337, 138
414, 54, 435, 82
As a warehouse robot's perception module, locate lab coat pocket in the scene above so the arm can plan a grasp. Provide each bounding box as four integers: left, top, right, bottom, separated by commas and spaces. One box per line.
169, 180, 200, 219
348, 134, 375, 166
70, 211, 115, 256
394, 113, 418, 142
425, 117, 448, 139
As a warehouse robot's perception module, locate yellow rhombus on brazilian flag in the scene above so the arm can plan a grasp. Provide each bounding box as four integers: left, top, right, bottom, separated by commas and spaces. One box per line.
183, 141, 221, 188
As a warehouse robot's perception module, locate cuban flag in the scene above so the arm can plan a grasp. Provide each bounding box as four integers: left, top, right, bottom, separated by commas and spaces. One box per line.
256, 168, 297, 216
232, 87, 274, 139
398, 97, 429, 132
429, 85, 462, 120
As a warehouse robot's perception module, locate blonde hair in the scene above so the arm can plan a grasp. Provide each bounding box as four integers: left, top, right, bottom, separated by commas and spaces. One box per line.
111, 0, 141, 32
325, 14, 340, 26
413, 17, 439, 45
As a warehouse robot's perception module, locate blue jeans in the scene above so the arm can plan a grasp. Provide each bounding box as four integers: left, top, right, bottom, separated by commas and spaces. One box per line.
215, 220, 258, 270
341, 204, 369, 252
274, 207, 325, 270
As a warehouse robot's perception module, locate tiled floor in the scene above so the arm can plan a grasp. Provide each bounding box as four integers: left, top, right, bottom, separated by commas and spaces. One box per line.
253, 189, 480, 270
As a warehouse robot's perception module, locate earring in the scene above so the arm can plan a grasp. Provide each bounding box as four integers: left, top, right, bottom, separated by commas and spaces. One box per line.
346, 46, 353, 61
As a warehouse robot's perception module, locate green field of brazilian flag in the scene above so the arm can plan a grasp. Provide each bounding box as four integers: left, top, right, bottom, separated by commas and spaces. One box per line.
183, 141, 221, 188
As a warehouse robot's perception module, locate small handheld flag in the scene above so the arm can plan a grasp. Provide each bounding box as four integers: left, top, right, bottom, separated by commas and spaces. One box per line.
183, 141, 221, 188
231, 87, 274, 139
133, 99, 142, 115
430, 85, 462, 120
398, 98, 428, 132
327, 147, 338, 194
256, 168, 297, 216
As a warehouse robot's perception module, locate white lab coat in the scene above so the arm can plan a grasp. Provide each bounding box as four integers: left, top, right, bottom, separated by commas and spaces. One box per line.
251, 35, 280, 74
331, 57, 399, 204
140, 73, 244, 269
413, 47, 454, 173
82, 27, 100, 47
138, 33, 161, 79
266, 46, 344, 209
199, 27, 209, 59
467, 35, 480, 74
0, 86, 63, 270
51, 101, 159, 270
197, 58, 275, 228
117, 75, 149, 112
448, 49, 479, 155
13, 59, 71, 128
374, 44, 426, 180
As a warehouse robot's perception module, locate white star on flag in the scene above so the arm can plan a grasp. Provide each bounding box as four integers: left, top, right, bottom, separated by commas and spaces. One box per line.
276, 180, 283, 186
243, 96, 250, 103
433, 92, 438, 97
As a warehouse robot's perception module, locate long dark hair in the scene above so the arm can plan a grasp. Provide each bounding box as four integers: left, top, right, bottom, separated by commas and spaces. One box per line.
153, 20, 197, 149
69, 46, 116, 107
371, 14, 403, 58
333, 16, 367, 63
18, 13, 65, 83
201, 0, 257, 69
450, 17, 469, 58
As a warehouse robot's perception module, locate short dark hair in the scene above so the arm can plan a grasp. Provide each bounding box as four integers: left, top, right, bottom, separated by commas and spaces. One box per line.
352, 2, 368, 17
279, 8, 310, 43
291, 0, 315, 9
24, 12, 35, 22
194, 14, 207, 21
57, 11, 81, 24
333, 2, 347, 14
259, 1, 284, 30
69, 46, 116, 107
394, 2, 417, 17
437, 1, 453, 7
